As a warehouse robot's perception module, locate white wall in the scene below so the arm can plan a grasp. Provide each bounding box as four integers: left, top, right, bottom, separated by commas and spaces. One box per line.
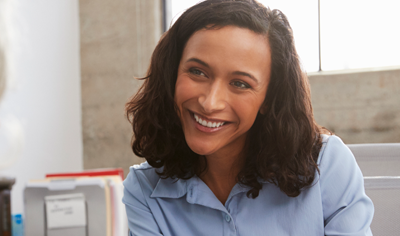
0, 0, 83, 214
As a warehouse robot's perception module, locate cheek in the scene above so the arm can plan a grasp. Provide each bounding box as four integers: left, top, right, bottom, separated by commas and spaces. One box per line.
234, 96, 264, 126
174, 77, 186, 105
174, 76, 199, 105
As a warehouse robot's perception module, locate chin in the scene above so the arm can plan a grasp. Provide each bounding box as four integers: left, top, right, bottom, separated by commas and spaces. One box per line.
185, 139, 216, 156
187, 145, 214, 156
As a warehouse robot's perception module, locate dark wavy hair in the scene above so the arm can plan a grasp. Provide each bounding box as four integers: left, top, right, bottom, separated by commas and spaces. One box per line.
126, 0, 327, 198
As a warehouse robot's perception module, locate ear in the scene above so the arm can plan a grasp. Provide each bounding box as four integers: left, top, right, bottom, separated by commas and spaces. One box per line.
259, 104, 267, 115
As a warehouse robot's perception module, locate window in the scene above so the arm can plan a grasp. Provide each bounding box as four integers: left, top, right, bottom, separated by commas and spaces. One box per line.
320, 0, 400, 71
165, 0, 400, 72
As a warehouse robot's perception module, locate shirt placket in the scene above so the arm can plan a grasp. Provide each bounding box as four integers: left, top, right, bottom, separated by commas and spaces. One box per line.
221, 210, 237, 236
186, 178, 240, 236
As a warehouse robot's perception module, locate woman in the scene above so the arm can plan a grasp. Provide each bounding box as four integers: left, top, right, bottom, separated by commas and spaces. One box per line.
123, 0, 374, 235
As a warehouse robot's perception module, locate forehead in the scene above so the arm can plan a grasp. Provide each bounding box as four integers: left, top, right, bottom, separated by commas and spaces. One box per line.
184, 25, 269, 55
180, 25, 271, 84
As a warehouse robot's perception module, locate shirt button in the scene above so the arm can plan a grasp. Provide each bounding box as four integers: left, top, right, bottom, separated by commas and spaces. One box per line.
224, 214, 231, 222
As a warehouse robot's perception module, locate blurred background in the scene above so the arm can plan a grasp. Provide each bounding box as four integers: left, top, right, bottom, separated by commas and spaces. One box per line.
0, 0, 399, 219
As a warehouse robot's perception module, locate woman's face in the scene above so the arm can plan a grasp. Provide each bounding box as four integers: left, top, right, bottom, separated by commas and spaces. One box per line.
174, 25, 271, 158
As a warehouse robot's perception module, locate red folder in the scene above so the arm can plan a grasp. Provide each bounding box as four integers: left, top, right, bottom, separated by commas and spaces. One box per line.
46, 168, 124, 180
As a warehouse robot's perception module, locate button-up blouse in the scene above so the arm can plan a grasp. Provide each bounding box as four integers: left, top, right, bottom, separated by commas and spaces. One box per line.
122, 135, 374, 236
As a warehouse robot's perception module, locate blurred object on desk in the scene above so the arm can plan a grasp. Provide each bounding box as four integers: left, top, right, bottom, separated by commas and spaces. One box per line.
0, 176, 15, 236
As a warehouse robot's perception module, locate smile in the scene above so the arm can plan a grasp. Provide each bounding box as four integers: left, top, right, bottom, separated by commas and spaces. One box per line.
193, 113, 225, 128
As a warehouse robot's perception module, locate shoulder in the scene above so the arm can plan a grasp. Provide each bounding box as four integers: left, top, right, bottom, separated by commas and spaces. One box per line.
316, 134, 369, 215
317, 134, 356, 175
123, 162, 161, 202
123, 161, 161, 189
122, 162, 166, 235
315, 137, 374, 233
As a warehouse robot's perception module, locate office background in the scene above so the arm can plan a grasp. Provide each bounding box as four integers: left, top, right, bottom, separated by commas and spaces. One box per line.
0, 0, 399, 216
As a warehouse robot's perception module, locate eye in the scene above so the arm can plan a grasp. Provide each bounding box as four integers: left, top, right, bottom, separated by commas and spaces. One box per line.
231, 80, 251, 89
189, 68, 206, 77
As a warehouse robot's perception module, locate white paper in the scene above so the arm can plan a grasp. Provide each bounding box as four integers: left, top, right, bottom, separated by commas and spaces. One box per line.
45, 193, 87, 229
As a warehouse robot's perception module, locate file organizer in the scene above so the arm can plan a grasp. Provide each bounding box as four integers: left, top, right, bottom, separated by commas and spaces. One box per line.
46, 175, 126, 236
44, 170, 127, 236
24, 178, 111, 236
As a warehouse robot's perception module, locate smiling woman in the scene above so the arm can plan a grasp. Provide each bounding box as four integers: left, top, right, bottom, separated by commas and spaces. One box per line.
175, 26, 270, 158
123, 0, 374, 235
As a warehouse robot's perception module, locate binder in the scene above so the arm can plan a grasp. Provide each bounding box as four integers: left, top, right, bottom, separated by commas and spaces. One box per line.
105, 176, 127, 236
46, 168, 124, 180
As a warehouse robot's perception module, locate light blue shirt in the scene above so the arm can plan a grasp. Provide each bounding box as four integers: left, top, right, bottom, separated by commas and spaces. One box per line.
122, 135, 374, 235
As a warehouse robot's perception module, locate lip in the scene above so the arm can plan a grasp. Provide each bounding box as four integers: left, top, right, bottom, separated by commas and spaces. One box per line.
189, 111, 230, 133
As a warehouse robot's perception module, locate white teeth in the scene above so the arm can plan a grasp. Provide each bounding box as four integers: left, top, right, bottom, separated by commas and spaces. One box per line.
217, 122, 225, 127
193, 113, 225, 128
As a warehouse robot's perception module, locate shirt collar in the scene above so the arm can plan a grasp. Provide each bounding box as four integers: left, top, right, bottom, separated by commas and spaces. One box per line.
150, 174, 268, 214
150, 176, 188, 199
150, 174, 268, 199
149, 174, 216, 199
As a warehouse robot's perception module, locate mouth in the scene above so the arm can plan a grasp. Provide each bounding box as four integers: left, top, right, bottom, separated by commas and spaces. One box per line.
193, 113, 225, 128
189, 111, 229, 131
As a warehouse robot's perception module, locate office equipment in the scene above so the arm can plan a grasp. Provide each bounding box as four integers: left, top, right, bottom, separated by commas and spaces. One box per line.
24, 177, 110, 236
45, 169, 127, 236
24, 170, 128, 236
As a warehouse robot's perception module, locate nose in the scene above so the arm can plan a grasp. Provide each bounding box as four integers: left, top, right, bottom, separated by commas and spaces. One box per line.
198, 80, 227, 114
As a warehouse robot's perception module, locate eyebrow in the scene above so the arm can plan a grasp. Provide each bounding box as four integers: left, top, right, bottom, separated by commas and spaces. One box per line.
186, 57, 259, 84
186, 58, 210, 68
232, 71, 258, 84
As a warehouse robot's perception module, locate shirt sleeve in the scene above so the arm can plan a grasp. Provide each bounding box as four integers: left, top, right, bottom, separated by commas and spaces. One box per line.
123, 168, 163, 236
319, 135, 374, 236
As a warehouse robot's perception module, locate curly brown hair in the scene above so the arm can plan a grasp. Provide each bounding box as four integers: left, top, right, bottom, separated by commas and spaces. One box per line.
126, 0, 327, 198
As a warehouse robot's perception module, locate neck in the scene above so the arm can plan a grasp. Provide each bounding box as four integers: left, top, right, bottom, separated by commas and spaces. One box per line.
199, 148, 245, 205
